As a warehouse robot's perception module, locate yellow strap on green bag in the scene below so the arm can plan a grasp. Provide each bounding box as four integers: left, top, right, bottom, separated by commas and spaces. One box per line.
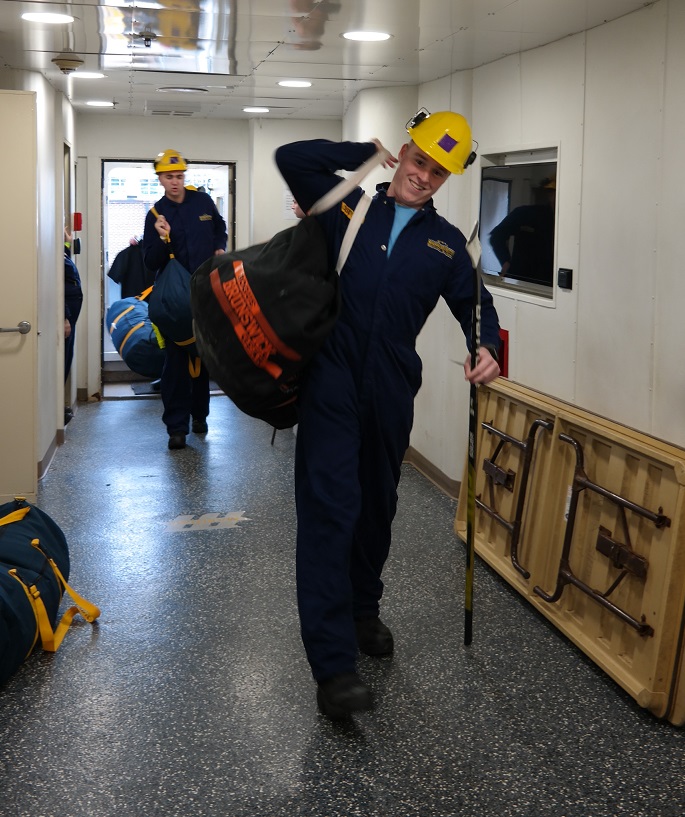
8, 537, 101, 654
32, 539, 100, 651
152, 323, 165, 349
110, 303, 135, 327
138, 285, 154, 301
187, 355, 201, 379
0, 507, 31, 527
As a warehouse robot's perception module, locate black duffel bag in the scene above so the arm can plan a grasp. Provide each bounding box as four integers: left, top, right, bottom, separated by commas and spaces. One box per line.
190, 150, 386, 430
0, 498, 100, 686
191, 216, 338, 429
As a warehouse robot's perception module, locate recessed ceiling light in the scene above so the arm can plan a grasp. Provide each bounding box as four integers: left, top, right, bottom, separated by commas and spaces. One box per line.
243, 107, 269, 113
86, 100, 115, 107
342, 31, 391, 42
278, 80, 312, 88
157, 86, 209, 93
22, 12, 74, 23
109, 0, 162, 8
72, 72, 106, 79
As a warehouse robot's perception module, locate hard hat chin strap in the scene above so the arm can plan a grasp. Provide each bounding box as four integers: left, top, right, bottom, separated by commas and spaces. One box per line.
464, 139, 479, 169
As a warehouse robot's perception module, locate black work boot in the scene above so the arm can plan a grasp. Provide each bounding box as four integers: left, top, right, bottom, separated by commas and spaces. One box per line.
316, 673, 373, 719
355, 617, 394, 656
168, 433, 186, 450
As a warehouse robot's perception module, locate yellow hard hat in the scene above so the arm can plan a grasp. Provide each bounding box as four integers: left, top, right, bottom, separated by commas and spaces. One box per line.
406, 109, 476, 175
154, 149, 188, 173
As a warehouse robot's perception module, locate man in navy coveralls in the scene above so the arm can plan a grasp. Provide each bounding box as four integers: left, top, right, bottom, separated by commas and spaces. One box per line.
276, 111, 501, 718
143, 149, 227, 450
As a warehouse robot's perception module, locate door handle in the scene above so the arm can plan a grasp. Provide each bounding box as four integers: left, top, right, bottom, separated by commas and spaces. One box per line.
0, 321, 31, 334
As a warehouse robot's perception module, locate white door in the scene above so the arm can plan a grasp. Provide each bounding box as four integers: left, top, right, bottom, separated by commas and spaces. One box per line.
102, 160, 234, 364
0, 91, 37, 502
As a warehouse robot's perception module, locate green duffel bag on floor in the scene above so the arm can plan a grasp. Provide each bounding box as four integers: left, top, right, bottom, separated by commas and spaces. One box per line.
0, 498, 100, 687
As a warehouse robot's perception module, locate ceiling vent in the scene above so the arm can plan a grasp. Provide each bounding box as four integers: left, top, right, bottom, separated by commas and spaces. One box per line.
144, 100, 202, 116
52, 51, 85, 74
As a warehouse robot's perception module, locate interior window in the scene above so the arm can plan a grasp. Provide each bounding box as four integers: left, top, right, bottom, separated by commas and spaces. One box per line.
479, 152, 557, 299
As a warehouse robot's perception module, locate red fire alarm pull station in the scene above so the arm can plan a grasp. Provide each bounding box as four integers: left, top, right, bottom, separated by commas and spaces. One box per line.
73, 212, 82, 232
498, 328, 509, 378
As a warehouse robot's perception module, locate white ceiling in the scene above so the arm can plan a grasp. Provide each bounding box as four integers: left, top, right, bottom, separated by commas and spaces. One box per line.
0, 0, 653, 120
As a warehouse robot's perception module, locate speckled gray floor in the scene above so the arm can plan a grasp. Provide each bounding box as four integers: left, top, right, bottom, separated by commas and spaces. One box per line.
1, 394, 684, 817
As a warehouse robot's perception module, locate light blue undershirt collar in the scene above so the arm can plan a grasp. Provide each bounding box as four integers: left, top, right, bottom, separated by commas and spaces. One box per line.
387, 204, 417, 257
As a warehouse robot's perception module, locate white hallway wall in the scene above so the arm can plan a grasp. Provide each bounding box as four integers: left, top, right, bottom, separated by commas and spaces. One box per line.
0, 67, 69, 473
653, 0, 685, 442
251, 117, 342, 246
476, 0, 684, 450
579, 0, 684, 443
348, 0, 684, 486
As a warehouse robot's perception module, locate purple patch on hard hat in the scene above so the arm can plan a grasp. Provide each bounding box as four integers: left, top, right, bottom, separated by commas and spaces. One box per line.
437, 134, 457, 152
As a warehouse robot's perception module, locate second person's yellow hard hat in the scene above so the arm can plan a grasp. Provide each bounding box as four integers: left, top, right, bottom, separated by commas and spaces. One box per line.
154, 149, 188, 173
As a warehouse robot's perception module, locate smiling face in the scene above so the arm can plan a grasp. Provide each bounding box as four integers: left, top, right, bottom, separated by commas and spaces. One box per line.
158, 171, 186, 203
386, 141, 451, 208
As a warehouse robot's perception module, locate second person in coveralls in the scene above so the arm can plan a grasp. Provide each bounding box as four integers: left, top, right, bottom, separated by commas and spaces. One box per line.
275, 110, 501, 718
143, 149, 227, 450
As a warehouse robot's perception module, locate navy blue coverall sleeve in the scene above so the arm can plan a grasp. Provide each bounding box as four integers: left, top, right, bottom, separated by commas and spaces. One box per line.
275, 139, 378, 214
441, 237, 501, 353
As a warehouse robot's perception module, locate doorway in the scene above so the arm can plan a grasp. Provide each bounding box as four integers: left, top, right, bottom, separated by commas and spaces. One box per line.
101, 159, 236, 380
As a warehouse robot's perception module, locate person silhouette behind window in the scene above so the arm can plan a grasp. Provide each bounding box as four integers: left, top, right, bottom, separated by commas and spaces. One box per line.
489, 178, 556, 285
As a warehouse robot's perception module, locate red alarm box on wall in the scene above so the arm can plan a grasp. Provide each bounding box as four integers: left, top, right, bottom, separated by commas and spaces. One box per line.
498, 328, 509, 378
